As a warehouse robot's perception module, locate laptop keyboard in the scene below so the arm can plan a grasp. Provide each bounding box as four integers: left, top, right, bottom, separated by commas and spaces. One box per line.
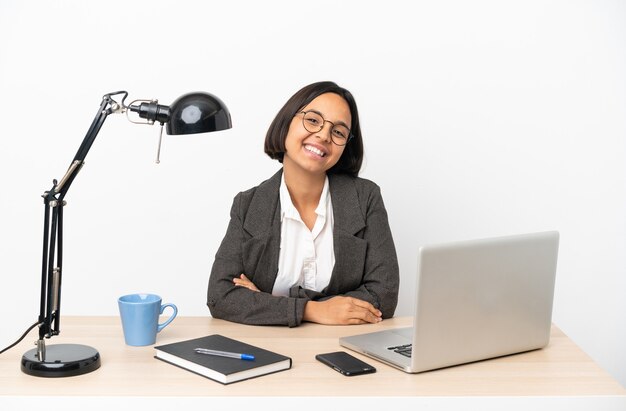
387, 343, 412, 358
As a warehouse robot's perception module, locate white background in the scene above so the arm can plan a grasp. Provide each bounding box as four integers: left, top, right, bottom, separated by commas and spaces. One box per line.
0, 0, 624, 389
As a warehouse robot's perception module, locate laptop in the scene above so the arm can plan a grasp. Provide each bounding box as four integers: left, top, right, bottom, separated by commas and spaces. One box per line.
339, 230, 559, 373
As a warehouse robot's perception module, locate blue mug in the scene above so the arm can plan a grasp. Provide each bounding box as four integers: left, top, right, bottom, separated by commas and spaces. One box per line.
118, 293, 178, 346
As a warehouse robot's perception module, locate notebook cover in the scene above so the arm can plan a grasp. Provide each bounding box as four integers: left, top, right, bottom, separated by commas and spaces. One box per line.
154, 334, 292, 384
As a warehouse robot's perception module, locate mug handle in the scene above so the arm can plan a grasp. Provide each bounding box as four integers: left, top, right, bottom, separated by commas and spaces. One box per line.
157, 303, 178, 333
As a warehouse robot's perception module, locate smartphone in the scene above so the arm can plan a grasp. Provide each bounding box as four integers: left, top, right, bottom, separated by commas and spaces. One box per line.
315, 351, 376, 376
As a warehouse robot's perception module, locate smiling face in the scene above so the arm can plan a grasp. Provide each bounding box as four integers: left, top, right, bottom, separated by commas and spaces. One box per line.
282, 92, 352, 178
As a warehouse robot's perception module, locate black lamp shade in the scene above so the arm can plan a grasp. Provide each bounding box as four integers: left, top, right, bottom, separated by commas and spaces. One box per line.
166, 92, 232, 135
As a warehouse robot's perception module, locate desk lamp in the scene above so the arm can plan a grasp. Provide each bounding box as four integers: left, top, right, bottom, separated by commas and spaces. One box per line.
19, 90, 232, 377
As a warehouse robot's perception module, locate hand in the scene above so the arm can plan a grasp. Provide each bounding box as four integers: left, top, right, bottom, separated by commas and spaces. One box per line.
232, 273, 260, 292
303, 296, 382, 325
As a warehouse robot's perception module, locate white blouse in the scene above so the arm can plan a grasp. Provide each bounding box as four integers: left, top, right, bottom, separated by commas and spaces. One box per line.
272, 174, 335, 297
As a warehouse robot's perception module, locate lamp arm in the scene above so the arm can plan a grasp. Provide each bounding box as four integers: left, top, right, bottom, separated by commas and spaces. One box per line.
55, 91, 128, 198
36, 91, 127, 347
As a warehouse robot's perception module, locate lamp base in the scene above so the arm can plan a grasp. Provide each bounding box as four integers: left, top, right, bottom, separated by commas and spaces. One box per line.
21, 343, 101, 377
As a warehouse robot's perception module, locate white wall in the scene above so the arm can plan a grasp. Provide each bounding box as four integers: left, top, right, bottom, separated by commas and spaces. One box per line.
1, 0, 624, 387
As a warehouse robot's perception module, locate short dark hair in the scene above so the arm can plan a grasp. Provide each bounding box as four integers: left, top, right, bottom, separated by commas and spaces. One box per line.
264, 81, 364, 177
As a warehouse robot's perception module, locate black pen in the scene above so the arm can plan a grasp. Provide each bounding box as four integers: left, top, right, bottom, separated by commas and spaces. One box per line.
194, 347, 255, 361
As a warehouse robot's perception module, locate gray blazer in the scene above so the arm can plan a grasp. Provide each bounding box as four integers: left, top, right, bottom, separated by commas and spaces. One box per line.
207, 169, 399, 327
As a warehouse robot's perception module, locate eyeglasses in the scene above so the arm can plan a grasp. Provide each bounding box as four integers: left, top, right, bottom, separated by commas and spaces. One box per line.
297, 111, 352, 146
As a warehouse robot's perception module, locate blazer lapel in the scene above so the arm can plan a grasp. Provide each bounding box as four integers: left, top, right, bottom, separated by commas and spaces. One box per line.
327, 174, 367, 293
329, 174, 366, 235
241, 169, 282, 293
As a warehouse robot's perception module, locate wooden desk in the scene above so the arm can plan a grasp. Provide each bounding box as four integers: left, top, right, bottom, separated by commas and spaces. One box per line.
1, 316, 624, 399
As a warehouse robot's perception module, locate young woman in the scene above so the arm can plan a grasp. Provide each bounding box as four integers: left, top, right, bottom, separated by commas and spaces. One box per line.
207, 81, 399, 327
